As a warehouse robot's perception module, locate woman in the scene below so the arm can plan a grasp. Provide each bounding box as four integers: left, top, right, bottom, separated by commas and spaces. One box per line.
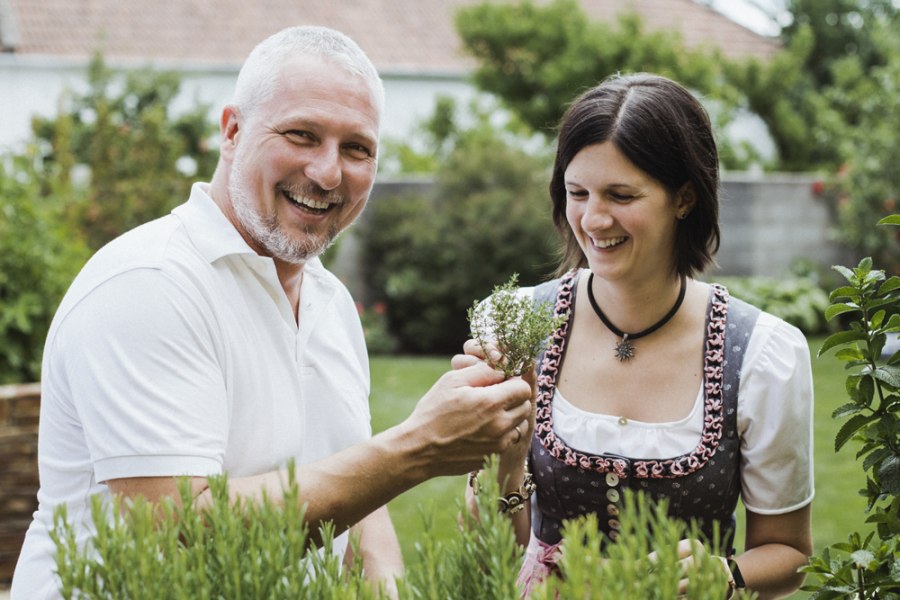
464, 73, 813, 599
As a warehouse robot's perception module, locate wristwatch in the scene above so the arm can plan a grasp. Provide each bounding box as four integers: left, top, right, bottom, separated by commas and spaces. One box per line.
726, 558, 746, 598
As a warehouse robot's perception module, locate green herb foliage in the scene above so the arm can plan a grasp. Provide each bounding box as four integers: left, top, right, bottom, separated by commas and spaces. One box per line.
712, 275, 831, 335
802, 216, 900, 598
51, 459, 743, 599
51, 469, 382, 600
468, 274, 566, 378
529, 493, 742, 600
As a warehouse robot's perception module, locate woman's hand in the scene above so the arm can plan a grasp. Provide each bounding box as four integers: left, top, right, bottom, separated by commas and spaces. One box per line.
648, 539, 734, 598
457, 338, 537, 547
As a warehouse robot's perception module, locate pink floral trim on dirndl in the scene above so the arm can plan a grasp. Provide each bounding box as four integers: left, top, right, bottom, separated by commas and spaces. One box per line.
533, 269, 731, 480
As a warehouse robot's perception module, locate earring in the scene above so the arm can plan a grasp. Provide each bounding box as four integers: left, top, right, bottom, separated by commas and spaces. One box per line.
678, 211, 688, 220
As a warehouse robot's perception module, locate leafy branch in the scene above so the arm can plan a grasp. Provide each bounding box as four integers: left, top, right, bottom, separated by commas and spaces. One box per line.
803, 216, 900, 599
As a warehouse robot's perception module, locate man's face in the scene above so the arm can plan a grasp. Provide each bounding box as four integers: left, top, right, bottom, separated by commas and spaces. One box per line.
223, 55, 380, 264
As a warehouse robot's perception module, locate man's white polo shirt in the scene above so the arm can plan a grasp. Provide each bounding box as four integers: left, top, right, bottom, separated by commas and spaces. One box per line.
12, 183, 371, 599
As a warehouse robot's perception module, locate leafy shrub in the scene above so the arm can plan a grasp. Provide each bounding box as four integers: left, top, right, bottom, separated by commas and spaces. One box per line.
0, 154, 89, 383
712, 275, 831, 335
359, 129, 557, 354
52, 460, 740, 599
31, 54, 217, 250
802, 217, 900, 598
0, 54, 218, 384
357, 302, 399, 355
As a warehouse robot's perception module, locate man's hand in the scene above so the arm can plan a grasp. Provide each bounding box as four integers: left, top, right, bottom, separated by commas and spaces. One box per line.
401, 360, 532, 477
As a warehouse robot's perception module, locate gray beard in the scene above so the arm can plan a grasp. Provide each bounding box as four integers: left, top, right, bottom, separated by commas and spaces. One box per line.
228, 157, 340, 264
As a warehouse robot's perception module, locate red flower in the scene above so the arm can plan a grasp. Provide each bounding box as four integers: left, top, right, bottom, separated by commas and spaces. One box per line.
811, 180, 825, 196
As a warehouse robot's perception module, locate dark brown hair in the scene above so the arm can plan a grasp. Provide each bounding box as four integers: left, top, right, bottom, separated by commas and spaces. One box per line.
550, 73, 720, 278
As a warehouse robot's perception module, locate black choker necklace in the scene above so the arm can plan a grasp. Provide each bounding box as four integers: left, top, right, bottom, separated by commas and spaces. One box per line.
586, 273, 687, 362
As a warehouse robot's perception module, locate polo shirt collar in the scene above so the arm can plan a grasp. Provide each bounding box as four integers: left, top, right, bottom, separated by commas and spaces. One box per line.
172, 182, 258, 263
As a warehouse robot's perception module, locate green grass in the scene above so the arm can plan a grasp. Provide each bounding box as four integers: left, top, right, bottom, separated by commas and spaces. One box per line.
369, 338, 871, 598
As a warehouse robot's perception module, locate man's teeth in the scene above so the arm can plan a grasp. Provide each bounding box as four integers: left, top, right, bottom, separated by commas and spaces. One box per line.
594, 236, 627, 249
286, 192, 329, 210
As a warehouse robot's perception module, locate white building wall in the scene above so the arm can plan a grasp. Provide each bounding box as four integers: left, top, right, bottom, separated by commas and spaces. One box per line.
0, 56, 476, 154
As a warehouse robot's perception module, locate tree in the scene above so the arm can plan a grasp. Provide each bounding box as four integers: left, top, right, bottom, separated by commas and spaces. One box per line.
0, 54, 218, 382
781, 0, 899, 89
455, 0, 899, 263
726, 0, 899, 171
827, 21, 900, 270
31, 54, 218, 250
455, 0, 730, 136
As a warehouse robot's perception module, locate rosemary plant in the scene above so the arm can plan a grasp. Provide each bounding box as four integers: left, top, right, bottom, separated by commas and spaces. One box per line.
468, 274, 566, 378
50, 458, 742, 599
528, 493, 740, 600
50, 466, 382, 600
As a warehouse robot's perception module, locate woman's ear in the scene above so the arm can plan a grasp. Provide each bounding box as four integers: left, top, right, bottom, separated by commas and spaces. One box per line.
675, 182, 697, 219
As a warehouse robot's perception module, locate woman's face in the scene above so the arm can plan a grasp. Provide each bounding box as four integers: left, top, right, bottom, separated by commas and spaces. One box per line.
564, 141, 689, 285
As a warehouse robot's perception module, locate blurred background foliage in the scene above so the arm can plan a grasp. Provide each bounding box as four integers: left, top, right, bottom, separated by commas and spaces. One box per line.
360, 102, 557, 354
1, 0, 898, 380
0, 54, 216, 383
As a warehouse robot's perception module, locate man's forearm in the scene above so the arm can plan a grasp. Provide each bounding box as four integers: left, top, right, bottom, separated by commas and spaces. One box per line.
218, 421, 426, 536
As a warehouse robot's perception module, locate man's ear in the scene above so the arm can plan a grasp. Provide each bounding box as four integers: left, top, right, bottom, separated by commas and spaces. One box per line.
219, 105, 241, 162
675, 182, 697, 217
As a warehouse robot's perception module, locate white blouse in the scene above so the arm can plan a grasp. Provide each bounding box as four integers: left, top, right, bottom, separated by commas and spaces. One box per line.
550, 309, 815, 516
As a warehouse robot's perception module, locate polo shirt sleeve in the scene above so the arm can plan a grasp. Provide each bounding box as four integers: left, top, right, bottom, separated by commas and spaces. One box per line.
737, 314, 815, 514
54, 267, 228, 483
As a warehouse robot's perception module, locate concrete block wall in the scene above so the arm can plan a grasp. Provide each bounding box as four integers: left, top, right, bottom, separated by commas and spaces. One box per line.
333, 173, 853, 300
0, 383, 40, 586
712, 173, 853, 277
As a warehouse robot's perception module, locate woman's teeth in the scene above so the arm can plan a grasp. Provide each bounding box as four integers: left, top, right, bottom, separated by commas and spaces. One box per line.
594, 236, 627, 249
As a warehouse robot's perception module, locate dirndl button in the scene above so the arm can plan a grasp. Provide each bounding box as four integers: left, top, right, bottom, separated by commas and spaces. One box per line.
607, 503, 619, 516
605, 472, 620, 487
608, 529, 620, 541
608, 519, 621, 530
606, 488, 620, 503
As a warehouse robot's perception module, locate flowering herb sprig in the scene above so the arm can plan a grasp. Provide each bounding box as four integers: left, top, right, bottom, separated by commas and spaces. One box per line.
468, 274, 566, 378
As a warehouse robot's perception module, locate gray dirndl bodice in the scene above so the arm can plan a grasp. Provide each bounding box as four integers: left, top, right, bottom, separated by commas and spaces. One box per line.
528, 269, 760, 552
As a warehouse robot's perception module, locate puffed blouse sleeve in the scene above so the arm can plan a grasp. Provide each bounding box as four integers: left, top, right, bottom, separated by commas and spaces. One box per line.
737, 312, 815, 514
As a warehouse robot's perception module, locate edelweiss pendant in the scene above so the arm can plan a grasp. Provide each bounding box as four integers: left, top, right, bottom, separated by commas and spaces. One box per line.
614, 335, 635, 362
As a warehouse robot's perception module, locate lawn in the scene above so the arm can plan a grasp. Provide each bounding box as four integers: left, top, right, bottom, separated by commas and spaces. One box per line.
369, 336, 868, 598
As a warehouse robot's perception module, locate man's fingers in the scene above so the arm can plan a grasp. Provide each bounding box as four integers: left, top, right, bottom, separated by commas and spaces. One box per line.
442, 360, 506, 387
505, 393, 533, 421
450, 353, 480, 370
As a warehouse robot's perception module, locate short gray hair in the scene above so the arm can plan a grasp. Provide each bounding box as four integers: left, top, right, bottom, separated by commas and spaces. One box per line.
232, 26, 385, 124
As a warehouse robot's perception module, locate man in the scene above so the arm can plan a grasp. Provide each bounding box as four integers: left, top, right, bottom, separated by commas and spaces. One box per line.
12, 26, 532, 599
